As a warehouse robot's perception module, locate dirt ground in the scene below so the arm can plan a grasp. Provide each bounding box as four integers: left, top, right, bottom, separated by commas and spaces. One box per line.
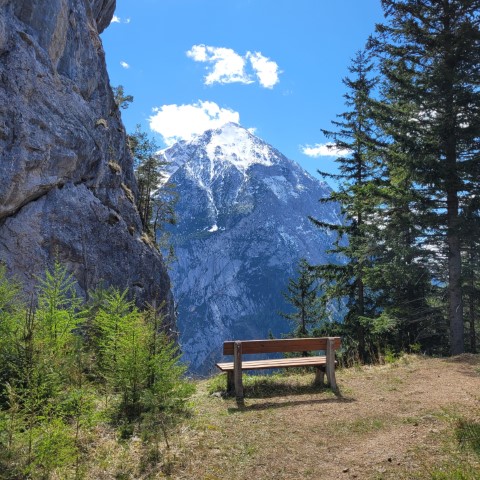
171, 355, 480, 479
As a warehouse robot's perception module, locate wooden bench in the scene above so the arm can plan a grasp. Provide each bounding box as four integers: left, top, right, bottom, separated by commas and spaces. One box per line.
216, 337, 341, 398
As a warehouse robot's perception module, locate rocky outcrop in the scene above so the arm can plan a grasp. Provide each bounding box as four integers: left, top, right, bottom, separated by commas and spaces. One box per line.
0, 0, 173, 321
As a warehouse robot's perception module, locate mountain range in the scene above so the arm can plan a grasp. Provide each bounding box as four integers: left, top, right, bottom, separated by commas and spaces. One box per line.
158, 123, 342, 374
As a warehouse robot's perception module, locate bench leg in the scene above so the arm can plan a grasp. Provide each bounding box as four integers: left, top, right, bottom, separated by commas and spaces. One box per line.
226, 371, 234, 394
314, 366, 325, 386
234, 341, 244, 399
326, 337, 337, 390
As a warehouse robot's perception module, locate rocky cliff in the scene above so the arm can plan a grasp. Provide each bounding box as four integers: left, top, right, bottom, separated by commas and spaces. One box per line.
0, 0, 173, 320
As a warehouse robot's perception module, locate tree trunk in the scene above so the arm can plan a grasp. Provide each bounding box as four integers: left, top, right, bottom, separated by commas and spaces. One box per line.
356, 270, 367, 359
469, 288, 477, 354
469, 247, 477, 354
445, 144, 464, 355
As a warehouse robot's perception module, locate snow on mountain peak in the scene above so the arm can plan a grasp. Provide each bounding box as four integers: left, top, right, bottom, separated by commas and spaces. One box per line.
204, 122, 275, 172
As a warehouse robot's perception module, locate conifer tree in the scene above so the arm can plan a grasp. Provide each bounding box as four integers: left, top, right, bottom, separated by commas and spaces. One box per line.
112, 85, 134, 110
129, 126, 164, 232
311, 50, 383, 362
0, 266, 24, 404
460, 198, 480, 353
371, 0, 480, 354
280, 259, 322, 338
129, 126, 178, 260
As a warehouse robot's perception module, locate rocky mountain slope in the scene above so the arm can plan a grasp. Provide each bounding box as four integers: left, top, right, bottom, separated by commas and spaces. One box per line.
0, 1, 173, 320
0, 0, 171, 318
159, 123, 342, 373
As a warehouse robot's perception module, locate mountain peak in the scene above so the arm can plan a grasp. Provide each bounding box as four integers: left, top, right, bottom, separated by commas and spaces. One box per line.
160, 123, 281, 179
204, 123, 274, 172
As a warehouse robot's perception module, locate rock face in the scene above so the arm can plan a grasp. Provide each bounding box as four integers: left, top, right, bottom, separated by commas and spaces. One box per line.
0, 0, 173, 320
159, 123, 342, 374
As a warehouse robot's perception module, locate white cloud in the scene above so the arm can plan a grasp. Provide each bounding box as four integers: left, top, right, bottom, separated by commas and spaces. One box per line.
301, 143, 351, 158
247, 52, 280, 88
110, 15, 131, 24
186, 44, 208, 62
120, 61, 130, 69
187, 45, 252, 85
187, 44, 280, 88
149, 100, 240, 146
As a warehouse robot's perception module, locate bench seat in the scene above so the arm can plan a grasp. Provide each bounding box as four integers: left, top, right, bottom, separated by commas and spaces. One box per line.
216, 355, 328, 371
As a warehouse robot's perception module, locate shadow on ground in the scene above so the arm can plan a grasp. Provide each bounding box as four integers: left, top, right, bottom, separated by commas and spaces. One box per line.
230, 394, 355, 413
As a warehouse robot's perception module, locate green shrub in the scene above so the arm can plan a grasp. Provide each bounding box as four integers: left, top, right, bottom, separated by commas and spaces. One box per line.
0, 264, 195, 477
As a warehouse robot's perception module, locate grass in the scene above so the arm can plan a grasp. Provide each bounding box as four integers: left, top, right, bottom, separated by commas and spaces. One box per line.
173, 355, 480, 480
456, 419, 480, 457
4, 355, 476, 479
408, 406, 480, 480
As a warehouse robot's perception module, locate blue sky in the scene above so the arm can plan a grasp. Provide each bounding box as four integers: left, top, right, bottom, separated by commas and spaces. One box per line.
101, 0, 385, 180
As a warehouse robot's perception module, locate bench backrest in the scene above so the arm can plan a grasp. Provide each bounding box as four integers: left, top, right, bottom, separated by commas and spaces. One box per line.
223, 337, 341, 356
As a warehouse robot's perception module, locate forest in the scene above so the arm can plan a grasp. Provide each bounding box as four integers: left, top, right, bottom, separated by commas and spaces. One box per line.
299, 0, 480, 365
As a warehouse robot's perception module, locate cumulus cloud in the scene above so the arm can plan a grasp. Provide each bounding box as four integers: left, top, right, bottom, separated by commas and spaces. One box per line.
247, 52, 280, 89
186, 45, 252, 85
149, 100, 241, 146
187, 44, 280, 88
301, 143, 351, 158
120, 61, 130, 69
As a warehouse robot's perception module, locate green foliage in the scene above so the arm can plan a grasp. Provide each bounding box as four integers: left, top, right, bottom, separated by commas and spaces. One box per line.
0, 266, 25, 405
25, 418, 77, 478
206, 374, 227, 395
128, 125, 179, 264
280, 258, 323, 338
36, 261, 80, 355
309, 0, 480, 361
371, 0, 480, 355
0, 264, 194, 477
312, 50, 387, 363
112, 84, 134, 110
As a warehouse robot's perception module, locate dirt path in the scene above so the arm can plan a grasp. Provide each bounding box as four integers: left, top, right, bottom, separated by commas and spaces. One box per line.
172, 355, 480, 479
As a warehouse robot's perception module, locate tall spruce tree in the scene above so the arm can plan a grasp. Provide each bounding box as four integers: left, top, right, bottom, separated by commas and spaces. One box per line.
460, 197, 480, 352
371, 0, 480, 354
311, 50, 383, 362
366, 145, 445, 353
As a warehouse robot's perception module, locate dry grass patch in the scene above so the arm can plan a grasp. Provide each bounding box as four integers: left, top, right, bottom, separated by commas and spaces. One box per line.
168, 355, 480, 480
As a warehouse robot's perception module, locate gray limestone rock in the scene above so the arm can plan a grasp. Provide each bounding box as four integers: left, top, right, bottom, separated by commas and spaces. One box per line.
0, 0, 173, 323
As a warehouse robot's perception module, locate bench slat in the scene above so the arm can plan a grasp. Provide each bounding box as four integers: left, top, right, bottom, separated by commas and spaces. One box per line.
222, 337, 341, 355
216, 355, 328, 371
